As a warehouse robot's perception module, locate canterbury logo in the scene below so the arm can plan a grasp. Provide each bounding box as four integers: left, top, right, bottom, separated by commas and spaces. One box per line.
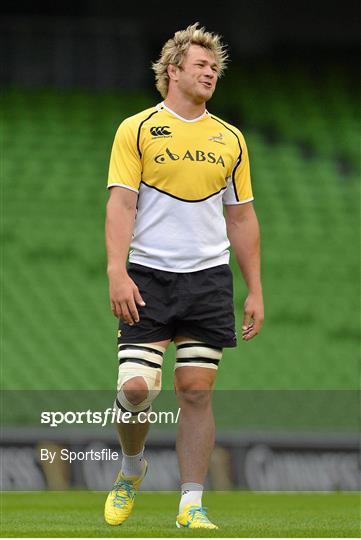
150, 125, 172, 137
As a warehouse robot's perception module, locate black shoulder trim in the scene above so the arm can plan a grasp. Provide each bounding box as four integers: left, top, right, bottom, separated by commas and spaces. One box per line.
137, 109, 160, 158
140, 180, 227, 203
210, 116, 242, 202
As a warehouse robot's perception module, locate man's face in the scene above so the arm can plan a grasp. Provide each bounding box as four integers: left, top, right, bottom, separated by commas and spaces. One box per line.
173, 44, 219, 103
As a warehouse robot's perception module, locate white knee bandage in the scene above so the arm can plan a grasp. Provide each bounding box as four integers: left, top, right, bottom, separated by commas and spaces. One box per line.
175, 341, 222, 370
115, 344, 164, 421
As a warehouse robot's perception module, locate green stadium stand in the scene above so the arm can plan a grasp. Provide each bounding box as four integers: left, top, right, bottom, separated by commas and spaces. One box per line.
214, 63, 360, 169
2, 68, 359, 391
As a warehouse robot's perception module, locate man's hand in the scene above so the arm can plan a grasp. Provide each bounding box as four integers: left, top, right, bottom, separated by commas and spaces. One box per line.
108, 270, 145, 325
242, 291, 264, 341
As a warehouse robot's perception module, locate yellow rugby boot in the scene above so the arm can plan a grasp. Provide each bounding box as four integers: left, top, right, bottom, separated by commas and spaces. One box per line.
104, 461, 147, 525
176, 504, 218, 529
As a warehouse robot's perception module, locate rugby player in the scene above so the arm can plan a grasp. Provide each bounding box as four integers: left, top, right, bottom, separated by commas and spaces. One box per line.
104, 22, 264, 530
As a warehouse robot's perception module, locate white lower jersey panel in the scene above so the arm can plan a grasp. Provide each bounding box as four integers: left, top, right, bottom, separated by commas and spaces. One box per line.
129, 183, 231, 272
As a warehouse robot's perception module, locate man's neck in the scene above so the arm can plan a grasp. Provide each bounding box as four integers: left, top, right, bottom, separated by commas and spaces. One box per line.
163, 97, 206, 120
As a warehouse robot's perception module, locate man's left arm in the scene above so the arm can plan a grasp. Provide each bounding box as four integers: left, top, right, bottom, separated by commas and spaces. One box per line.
225, 202, 264, 341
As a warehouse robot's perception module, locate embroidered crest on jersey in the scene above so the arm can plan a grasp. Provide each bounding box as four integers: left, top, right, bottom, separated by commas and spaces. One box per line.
209, 132, 225, 145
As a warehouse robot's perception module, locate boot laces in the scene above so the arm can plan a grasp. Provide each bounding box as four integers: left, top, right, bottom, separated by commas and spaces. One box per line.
112, 480, 134, 508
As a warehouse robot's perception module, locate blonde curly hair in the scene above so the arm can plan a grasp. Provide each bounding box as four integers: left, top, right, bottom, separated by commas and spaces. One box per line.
152, 22, 229, 99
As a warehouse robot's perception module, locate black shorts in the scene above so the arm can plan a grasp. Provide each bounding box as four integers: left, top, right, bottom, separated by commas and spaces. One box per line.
118, 263, 237, 348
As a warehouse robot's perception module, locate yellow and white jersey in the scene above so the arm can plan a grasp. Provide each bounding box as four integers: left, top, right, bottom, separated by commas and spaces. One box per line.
107, 102, 253, 272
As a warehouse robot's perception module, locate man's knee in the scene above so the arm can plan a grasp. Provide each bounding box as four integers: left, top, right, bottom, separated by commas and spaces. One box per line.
122, 376, 149, 405
115, 343, 165, 421
175, 377, 214, 408
178, 389, 212, 408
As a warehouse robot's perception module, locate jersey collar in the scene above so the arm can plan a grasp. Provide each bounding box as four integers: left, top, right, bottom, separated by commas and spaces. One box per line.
159, 102, 208, 123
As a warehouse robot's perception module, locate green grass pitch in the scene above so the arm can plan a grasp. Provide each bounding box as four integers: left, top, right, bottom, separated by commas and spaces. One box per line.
1, 491, 359, 537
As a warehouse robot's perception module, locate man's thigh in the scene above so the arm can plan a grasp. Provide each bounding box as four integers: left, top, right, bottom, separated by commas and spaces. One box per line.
118, 264, 176, 344
176, 265, 237, 349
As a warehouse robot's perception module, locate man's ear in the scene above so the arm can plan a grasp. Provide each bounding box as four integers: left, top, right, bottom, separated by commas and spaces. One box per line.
167, 64, 179, 81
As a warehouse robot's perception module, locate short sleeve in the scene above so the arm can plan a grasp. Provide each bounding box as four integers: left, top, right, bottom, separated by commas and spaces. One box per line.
223, 135, 254, 205
107, 120, 142, 192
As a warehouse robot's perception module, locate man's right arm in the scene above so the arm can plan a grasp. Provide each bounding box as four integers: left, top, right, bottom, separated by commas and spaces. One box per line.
105, 187, 145, 324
